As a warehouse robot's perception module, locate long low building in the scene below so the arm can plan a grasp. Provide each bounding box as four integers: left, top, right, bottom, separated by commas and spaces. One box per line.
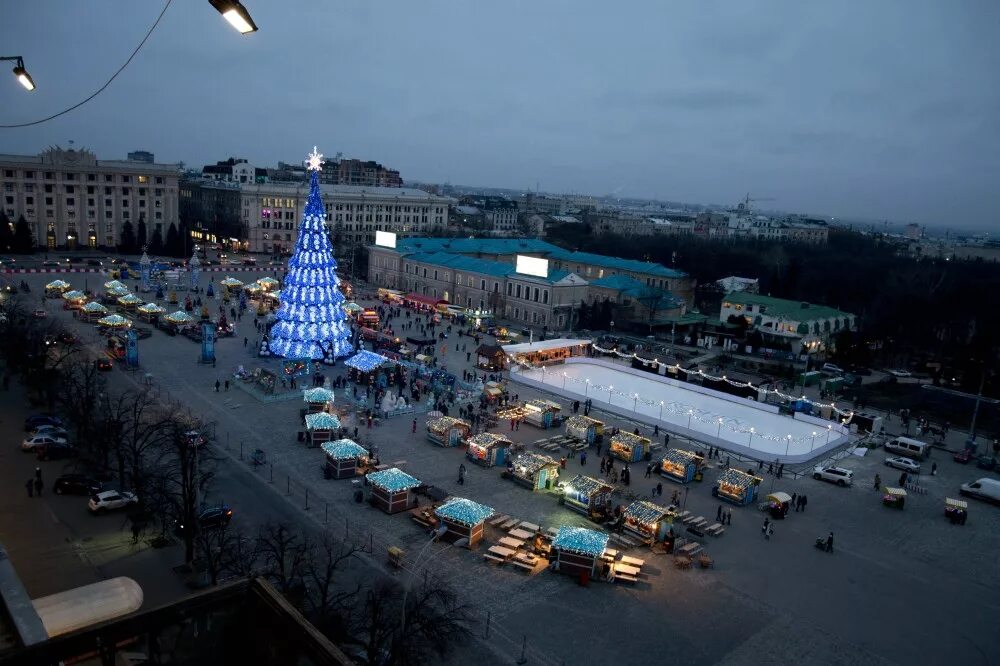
720, 292, 856, 352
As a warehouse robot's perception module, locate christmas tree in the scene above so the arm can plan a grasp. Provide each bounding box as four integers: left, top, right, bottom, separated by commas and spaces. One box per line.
268, 147, 354, 362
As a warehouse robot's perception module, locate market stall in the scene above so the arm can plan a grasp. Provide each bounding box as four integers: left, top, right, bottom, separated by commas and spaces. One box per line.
403, 292, 446, 313
366, 468, 421, 514
475, 344, 506, 372
882, 487, 906, 509
945, 497, 967, 525
765, 492, 792, 519
623, 500, 673, 542
136, 302, 165, 322
561, 474, 613, 518
302, 387, 336, 414
220, 276, 244, 292
321, 439, 369, 480
45, 279, 72, 298
465, 433, 512, 468
305, 412, 341, 447
659, 448, 704, 484
426, 416, 472, 447
165, 310, 195, 327
609, 431, 651, 463
434, 497, 495, 548
565, 415, 604, 445
80, 301, 109, 321
482, 381, 507, 404
523, 399, 561, 429
509, 452, 560, 491
501, 338, 591, 368
61, 290, 87, 310
117, 293, 142, 311
96, 314, 132, 330
256, 276, 280, 291
344, 350, 391, 386
712, 469, 761, 506
551, 526, 610, 580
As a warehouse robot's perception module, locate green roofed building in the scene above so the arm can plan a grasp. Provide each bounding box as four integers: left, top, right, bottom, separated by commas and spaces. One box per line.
720, 292, 856, 353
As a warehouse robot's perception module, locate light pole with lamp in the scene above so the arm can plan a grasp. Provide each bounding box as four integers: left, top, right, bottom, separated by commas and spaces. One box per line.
717, 417, 723, 438
748, 427, 755, 448
811, 431, 817, 451
687, 409, 693, 430
401, 532, 469, 632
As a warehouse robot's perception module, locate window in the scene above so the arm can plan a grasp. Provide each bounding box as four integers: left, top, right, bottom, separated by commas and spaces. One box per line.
138, 188, 146, 196
122, 211, 130, 219
105, 187, 112, 195
122, 187, 130, 195
65, 185, 74, 194
138, 175, 148, 184
2, 169, 12, 178
154, 212, 162, 220
3, 196, 11, 205
24, 171, 34, 179
516, 284, 522, 298
87, 186, 95, 194
480, 279, 486, 291
24, 183, 33, 192
45, 197, 53, 205
121, 175, 131, 183
122, 199, 129, 207
155, 188, 162, 196
533, 288, 539, 302
87, 173, 95, 181
105, 175, 114, 182
45, 172, 54, 180
139, 200, 145, 208
66, 198, 75, 206
543, 290, 548, 304
87, 198, 94, 206
65, 172, 75, 181
105, 199, 112, 207
25, 196, 33, 205
507, 283, 512, 296
44, 184, 53, 193
155, 176, 163, 184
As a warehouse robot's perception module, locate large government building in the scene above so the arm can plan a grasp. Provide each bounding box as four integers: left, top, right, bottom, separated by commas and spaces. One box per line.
0, 147, 180, 250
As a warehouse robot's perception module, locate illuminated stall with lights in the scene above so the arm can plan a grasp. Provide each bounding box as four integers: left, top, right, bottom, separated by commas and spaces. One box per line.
45, 279, 72, 298
137, 302, 165, 322
712, 468, 762, 506
81, 301, 109, 321
562, 474, 613, 517
659, 448, 705, 484
609, 431, 651, 463
501, 338, 591, 368
321, 439, 368, 479
523, 399, 562, 429
565, 415, 604, 445
465, 433, 512, 468
426, 416, 472, 447
623, 500, 673, 542
304, 412, 341, 447
366, 468, 421, 514
510, 452, 560, 491
302, 387, 335, 414
551, 526, 609, 579
434, 497, 495, 548
61, 290, 88, 310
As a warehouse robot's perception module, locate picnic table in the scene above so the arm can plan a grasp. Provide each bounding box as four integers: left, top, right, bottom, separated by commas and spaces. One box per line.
509, 528, 533, 541
620, 555, 645, 567
488, 545, 516, 559
518, 521, 540, 532
615, 563, 640, 577
604, 548, 619, 559
499, 537, 525, 550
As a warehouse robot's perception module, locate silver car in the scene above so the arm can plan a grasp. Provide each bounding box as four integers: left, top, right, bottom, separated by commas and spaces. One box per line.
884, 456, 921, 474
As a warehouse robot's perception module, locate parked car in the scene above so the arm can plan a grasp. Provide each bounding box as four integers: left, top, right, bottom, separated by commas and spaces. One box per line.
22, 434, 68, 451
173, 505, 233, 536
53, 474, 102, 495
57, 332, 77, 345
887, 369, 912, 378
30, 425, 68, 439
820, 363, 844, 375
95, 358, 113, 371
953, 449, 974, 464
42, 260, 60, 267
88, 490, 138, 514
975, 456, 997, 471
36, 441, 76, 461
885, 456, 921, 473
812, 465, 854, 487
32, 309, 48, 318
24, 414, 63, 431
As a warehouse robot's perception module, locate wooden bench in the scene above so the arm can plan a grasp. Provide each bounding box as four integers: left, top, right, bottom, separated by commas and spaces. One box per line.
500, 518, 520, 530
705, 523, 725, 536
678, 542, 703, 557
614, 572, 638, 584
489, 515, 509, 527
510, 559, 535, 573
676, 510, 691, 521
483, 553, 505, 565
674, 556, 693, 569
620, 555, 645, 567
690, 517, 707, 528
390, 459, 408, 468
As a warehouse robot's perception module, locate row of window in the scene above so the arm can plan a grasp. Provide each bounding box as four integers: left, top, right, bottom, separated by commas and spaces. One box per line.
3, 183, 165, 196
1, 170, 165, 184
5, 207, 165, 221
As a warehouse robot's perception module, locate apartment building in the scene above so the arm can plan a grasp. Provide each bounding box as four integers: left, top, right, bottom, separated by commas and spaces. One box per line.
0, 146, 180, 249
319, 159, 402, 187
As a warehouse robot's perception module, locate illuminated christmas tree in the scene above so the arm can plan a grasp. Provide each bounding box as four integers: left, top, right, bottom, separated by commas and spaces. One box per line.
268, 147, 354, 362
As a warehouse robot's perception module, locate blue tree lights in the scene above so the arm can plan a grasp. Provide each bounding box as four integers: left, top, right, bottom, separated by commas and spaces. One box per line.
268, 147, 354, 362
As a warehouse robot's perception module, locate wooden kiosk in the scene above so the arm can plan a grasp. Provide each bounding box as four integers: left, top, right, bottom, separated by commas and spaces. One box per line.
62, 290, 88, 310
303, 387, 336, 414
623, 500, 673, 543
81, 301, 109, 321
565, 415, 604, 445
465, 433, 512, 468
551, 526, 610, 581
523, 400, 561, 429
433, 497, 495, 548
510, 452, 560, 491
321, 439, 369, 479
609, 431, 651, 463
562, 474, 613, 517
304, 412, 341, 447
366, 468, 421, 514
659, 448, 704, 483
426, 417, 472, 447
882, 487, 907, 509
475, 344, 506, 372
712, 469, 761, 506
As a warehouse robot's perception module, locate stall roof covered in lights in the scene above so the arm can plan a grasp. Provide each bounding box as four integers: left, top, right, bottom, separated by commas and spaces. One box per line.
623, 500, 670, 525
320, 439, 367, 460
304, 412, 341, 431
551, 526, 609, 557
366, 468, 421, 493
344, 350, 389, 372
434, 497, 495, 527
565, 474, 612, 497
513, 452, 559, 475
302, 387, 335, 403
82, 301, 108, 313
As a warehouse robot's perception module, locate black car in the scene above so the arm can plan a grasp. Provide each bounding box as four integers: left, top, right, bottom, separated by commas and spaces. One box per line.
24, 414, 63, 431
86, 259, 103, 267
53, 474, 102, 495
174, 505, 233, 536
36, 441, 76, 461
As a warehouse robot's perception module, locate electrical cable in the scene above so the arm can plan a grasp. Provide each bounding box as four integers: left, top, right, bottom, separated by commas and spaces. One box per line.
0, 0, 173, 129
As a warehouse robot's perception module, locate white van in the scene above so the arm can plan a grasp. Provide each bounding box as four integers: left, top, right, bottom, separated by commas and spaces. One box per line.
959, 478, 1000, 505
884, 436, 930, 460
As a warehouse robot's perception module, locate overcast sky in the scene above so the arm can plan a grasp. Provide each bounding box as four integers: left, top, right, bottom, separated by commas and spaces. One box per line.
2, 1, 998, 227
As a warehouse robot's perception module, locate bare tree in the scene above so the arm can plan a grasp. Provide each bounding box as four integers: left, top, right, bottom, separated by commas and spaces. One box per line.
303, 533, 360, 629
257, 522, 312, 600
161, 418, 217, 564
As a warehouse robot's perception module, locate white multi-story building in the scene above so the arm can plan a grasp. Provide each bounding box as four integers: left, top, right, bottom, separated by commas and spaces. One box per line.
240, 182, 451, 254
0, 147, 180, 249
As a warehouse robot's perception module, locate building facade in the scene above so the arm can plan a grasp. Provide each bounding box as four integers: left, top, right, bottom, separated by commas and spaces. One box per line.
720, 292, 856, 353
0, 147, 180, 250
319, 158, 401, 187
180, 180, 244, 248
202, 158, 268, 184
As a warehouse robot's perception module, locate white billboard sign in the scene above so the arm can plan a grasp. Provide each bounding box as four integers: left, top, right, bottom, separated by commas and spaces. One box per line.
515, 255, 549, 278
374, 231, 397, 249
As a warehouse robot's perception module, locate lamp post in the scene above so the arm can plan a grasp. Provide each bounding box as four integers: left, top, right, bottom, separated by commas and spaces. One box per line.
748, 427, 755, 448
811, 431, 817, 451
826, 424, 832, 444
659, 401, 664, 420
687, 410, 693, 430
633, 393, 638, 413
585, 379, 590, 396
562, 372, 567, 389
209, 0, 259, 34
401, 535, 469, 631
608, 386, 613, 403
717, 417, 723, 438
1, 56, 35, 91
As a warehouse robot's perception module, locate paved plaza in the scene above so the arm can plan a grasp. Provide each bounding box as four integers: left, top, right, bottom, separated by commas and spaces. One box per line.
16, 269, 1000, 665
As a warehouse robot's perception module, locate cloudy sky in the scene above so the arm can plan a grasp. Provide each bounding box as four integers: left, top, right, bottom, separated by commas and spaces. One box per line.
2, 1, 998, 227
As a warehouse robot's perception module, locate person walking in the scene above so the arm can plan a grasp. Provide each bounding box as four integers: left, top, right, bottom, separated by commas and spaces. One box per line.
34, 477, 43, 497
35, 467, 42, 483
224, 379, 230, 391
725, 508, 732, 525
791, 492, 797, 507
411, 419, 417, 433
645, 463, 653, 478
664, 433, 670, 446
794, 495, 801, 512
716, 505, 723, 522
800, 495, 808, 512
825, 532, 834, 552
244, 337, 248, 347
215, 379, 221, 392
580, 451, 587, 466
762, 517, 770, 539
656, 481, 663, 497
25, 478, 34, 498
873, 473, 881, 491
132, 522, 141, 544
458, 463, 466, 485
600, 459, 606, 474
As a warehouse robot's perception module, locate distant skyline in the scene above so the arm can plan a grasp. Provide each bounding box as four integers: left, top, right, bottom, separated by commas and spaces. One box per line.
2, 2, 998, 229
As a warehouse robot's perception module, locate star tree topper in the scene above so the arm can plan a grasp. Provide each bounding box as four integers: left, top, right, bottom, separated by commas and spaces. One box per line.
306, 146, 324, 172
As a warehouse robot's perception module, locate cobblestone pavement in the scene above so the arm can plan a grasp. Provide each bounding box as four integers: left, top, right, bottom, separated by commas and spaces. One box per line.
24, 271, 1000, 666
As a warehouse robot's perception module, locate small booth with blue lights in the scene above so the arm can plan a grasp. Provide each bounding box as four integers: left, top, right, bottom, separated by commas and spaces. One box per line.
712, 468, 762, 506
561, 474, 614, 518
366, 468, 422, 514
304, 412, 341, 448
509, 452, 560, 491
426, 417, 472, 447
551, 526, 610, 581
434, 497, 495, 548
659, 448, 705, 484
321, 439, 369, 480
465, 433, 512, 468
623, 500, 674, 543
564, 415, 604, 445
302, 387, 336, 414
522, 400, 562, 429
609, 431, 651, 463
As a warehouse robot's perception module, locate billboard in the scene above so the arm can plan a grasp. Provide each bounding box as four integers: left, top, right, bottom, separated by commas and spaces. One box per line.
201, 322, 216, 364
515, 255, 549, 278
375, 231, 397, 249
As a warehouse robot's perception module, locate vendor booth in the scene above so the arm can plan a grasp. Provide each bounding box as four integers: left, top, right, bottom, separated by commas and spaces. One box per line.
366, 468, 421, 514
117, 293, 142, 311
565, 415, 604, 445
426, 417, 472, 447
97, 314, 132, 330
81, 301, 109, 321
321, 439, 368, 480
945, 497, 967, 525
303, 387, 335, 414
882, 487, 906, 509
623, 500, 673, 542
165, 310, 195, 327
476, 344, 506, 371
257, 276, 280, 291
510, 452, 560, 491
523, 399, 561, 429
137, 302, 165, 322
562, 474, 613, 518
609, 431, 651, 463
220, 276, 243, 292
61, 290, 87, 310
712, 469, 761, 506
482, 381, 506, 403
551, 526, 610, 580
465, 433, 512, 468
304, 412, 341, 447
45, 279, 72, 298
501, 339, 591, 368
434, 498, 495, 548
659, 448, 704, 483
765, 492, 792, 519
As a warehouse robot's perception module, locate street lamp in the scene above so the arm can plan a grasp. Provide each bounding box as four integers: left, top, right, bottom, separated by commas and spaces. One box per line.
608, 385, 613, 402
748, 427, 755, 447
687, 409, 693, 430
659, 400, 664, 420
209, 0, 259, 34
811, 431, 817, 450
717, 417, 723, 438
633, 393, 638, 412
1, 56, 35, 91
826, 424, 832, 444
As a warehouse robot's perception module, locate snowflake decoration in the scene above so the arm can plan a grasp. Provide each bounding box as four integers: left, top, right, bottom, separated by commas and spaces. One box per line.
306, 146, 324, 171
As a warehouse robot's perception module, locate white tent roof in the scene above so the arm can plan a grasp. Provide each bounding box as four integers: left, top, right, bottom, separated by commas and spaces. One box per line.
32, 576, 143, 637
501, 338, 591, 355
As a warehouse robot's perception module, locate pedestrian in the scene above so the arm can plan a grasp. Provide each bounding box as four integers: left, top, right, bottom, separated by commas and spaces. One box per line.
716, 505, 723, 522
596, 441, 602, 456
458, 464, 466, 485
762, 517, 770, 538
215, 379, 220, 392
825, 532, 834, 552
224, 379, 230, 391
791, 492, 797, 506
664, 433, 670, 446
873, 473, 881, 491
777, 464, 784, 479
600, 459, 606, 474
931, 462, 937, 476
411, 418, 417, 433
25, 478, 33, 498
580, 451, 587, 466
708, 446, 714, 459
758, 459, 763, 470
726, 508, 732, 525
34, 477, 43, 496
766, 523, 774, 540
794, 496, 800, 512
800, 495, 807, 513
645, 463, 653, 478
132, 522, 141, 544
767, 462, 773, 475
656, 481, 663, 497
35, 467, 42, 482
515, 419, 520, 431
899, 472, 907, 487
